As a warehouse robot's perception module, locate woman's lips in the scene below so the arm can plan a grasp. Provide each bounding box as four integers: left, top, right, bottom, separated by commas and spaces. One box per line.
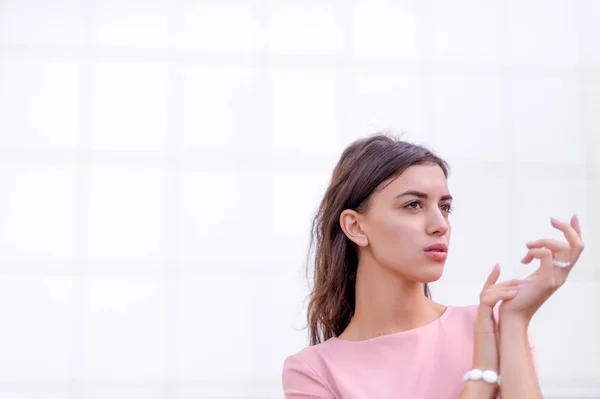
424, 250, 447, 261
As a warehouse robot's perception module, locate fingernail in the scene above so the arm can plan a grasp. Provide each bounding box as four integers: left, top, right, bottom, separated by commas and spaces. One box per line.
574, 214, 579, 223
507, 290, 518, 295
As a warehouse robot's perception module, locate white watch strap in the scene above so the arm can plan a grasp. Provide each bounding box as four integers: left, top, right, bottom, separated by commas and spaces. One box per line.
463, 369, 501, 385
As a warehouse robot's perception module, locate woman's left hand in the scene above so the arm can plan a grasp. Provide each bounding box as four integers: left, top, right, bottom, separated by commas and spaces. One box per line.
499, 214, 585, 321
523, 215, 584, 270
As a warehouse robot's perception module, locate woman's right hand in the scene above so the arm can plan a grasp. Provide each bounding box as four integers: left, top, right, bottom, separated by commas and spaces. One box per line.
462, 265, 530, 398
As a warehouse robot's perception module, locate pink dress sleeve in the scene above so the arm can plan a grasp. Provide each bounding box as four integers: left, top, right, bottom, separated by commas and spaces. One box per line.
282, 354, 335, 399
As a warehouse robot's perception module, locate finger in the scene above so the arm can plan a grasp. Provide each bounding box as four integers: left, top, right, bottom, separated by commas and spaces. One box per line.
482, 264, 501, 290
488, 282, 532, 295
522, 247, 556, 276
551, 217, 585, 254
500, 290, 520, 300
494, 279, 528, 289
480, 279, 532, 310
481, 285, 524, 307
525, 239, 569, 252
478, 265, 500, 320
571, 214, 582, 238
478, 282, 530, 322
523, 239, 570, 263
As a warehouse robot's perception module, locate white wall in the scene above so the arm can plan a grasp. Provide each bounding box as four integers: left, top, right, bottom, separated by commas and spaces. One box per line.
0, 0, 599, 398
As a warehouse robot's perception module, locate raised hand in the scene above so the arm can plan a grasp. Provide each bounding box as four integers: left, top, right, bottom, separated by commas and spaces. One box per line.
500, 215, 585, 321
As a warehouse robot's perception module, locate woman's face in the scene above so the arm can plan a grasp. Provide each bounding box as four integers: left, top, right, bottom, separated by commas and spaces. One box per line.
358, 163, 453, 283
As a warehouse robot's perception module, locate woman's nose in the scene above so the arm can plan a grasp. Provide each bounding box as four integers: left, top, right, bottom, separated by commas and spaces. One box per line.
427, 209, 449, 236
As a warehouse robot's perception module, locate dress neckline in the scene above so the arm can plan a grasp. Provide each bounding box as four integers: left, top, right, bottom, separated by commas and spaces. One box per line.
329, 305, 453, 345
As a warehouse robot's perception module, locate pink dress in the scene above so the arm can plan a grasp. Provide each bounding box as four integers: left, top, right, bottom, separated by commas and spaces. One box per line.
282, 305, 536, 399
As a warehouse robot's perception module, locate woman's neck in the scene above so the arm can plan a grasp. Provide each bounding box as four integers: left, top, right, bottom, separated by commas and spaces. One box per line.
339, 257, 445, 341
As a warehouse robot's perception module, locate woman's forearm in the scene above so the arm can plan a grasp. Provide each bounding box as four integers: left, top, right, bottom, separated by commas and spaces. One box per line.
499, 315, 542, 399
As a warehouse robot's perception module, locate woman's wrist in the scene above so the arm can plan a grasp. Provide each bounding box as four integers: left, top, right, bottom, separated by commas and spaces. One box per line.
472, 328, 498, 371
499, 310, 530, 332
462, 379, 499, 398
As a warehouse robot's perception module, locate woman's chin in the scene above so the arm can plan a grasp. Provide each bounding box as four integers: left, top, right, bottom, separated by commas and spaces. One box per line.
386, 261, 445, 283
419, 263, 445, 282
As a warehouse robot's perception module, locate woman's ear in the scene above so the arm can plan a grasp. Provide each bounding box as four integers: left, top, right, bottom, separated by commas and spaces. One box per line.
340, 209, 368, 247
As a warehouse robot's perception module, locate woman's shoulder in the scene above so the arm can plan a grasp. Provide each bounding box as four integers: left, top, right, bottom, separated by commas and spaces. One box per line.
283, 339, 335, 373
282, 342, 338, 397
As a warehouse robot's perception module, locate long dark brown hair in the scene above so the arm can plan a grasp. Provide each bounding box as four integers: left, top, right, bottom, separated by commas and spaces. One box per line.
306, 134, 450, 345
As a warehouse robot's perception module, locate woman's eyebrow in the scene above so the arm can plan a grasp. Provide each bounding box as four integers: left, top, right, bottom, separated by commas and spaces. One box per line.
394, 190, 453, 201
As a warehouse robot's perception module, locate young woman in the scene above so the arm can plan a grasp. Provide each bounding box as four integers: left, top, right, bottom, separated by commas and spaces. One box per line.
282, 135, 585, 399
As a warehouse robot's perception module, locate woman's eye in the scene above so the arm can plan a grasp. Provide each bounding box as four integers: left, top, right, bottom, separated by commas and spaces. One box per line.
405, 201, 421, 210
440, 203, 453, 213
